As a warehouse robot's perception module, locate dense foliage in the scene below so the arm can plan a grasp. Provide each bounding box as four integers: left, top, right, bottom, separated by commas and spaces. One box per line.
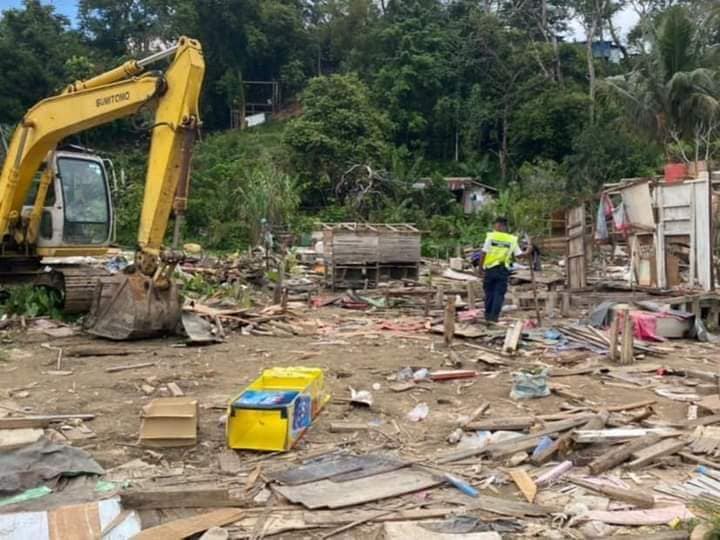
1, 0, 719, 253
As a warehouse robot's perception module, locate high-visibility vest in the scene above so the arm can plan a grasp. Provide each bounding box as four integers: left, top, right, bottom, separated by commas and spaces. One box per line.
483, 231, 519, 269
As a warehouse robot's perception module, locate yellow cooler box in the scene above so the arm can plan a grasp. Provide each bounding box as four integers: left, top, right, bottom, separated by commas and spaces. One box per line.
226, 367, 329, 451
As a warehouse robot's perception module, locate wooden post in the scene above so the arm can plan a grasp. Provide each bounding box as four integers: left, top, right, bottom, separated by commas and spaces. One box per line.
620, 309, 634, 364
444, 296, 456, 347
529, 258, 543, 326
466, 283, 475, 309
546, 291, 557, 318
607, 316, 619, 362
502, 320, 524, 354
561, 292, 570, 316
423, 293, 431, 317
436, 286, 445, 308
273, 256, 285, 305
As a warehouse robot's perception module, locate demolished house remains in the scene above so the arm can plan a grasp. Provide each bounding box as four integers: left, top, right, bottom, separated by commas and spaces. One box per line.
1, 168, 720, 539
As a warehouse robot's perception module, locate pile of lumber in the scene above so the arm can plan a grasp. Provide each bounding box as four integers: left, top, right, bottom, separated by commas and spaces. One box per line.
185, 302, 314, 337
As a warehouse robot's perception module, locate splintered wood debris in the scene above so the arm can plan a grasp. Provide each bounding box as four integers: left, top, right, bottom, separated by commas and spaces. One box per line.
2, 255, 720, 539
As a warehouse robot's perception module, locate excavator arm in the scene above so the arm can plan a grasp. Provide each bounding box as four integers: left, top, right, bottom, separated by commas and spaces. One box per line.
0, 37, 205, 339
0, 37, 204, 269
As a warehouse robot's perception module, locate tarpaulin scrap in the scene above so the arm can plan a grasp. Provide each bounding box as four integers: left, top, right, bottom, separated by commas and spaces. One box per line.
0, 438, 104, 496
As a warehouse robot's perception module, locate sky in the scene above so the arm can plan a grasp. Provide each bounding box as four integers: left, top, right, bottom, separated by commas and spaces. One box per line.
1, 0, 641, 40
0, 0, 78, 22
569, 6, 641, 41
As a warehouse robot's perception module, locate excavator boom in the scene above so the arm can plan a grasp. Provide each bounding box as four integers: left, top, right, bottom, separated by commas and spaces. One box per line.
0, 38, 205, 339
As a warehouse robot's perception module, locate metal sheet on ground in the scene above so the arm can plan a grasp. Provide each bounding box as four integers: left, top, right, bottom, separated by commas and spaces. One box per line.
266, 454, 365, 485
329, 454, 407, 482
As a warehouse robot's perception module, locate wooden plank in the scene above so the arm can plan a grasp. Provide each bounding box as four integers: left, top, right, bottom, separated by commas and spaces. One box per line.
489, 415, 596, 459
461, 494, 557, 517
167, 382, 184, 397
273, 468, 441, 509
105, 362, 156, 373
463, 416, 534, 432
627, 438, 686, 469
303, 507, 456, 526
603, 399, 657, 413
588, 434, 662, 474
688, 414, 720, 427
461, 402, 490, 427
120, 488, 240, 509
532, 412, 608, 465
568, 477, 654, 508
0, 414, 95, 429
131, 509, 243, 540
0, 428, 43, 450
573, 428, 680, 444
502, 320, 523, 354
509, 469, 537, 503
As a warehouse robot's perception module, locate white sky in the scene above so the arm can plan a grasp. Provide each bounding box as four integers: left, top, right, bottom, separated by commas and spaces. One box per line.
568, 5, 641, 41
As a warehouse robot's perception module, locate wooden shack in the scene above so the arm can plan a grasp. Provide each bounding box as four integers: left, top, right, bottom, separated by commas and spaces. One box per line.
321, 223, 421, 289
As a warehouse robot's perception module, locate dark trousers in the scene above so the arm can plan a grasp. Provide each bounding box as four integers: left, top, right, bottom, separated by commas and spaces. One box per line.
483, 265, 509, 322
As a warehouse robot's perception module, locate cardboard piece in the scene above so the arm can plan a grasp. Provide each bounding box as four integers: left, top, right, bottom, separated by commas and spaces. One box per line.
140, 398, 198, 448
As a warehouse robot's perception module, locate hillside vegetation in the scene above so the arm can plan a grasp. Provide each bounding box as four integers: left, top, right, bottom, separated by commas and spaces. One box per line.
1, 1, 719, 252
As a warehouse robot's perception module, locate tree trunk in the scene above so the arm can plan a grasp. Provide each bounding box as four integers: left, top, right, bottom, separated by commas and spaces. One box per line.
500, 109, 509, 181
542, 0, 558, 83
585, 20, 598, 124
607, 19, 630, 66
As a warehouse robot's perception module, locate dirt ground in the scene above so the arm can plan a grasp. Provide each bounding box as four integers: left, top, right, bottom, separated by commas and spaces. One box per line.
1, 304, 719, 538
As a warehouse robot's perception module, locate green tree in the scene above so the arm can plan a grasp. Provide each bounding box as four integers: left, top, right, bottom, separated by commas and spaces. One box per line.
603, 5, 720, 161
0, 0, 88, 123
361, 0, 452, 155
283, 73, 392, 206
78, 0, 177, 56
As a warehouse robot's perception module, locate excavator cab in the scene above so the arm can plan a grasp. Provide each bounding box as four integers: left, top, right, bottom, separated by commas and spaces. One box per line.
24, 149, 113, 251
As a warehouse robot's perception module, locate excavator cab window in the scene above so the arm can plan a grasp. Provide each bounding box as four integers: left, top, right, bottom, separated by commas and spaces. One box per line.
57, 157, 111, 244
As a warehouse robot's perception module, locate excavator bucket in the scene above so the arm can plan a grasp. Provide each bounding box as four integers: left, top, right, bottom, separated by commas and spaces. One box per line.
84, 271, 181, 340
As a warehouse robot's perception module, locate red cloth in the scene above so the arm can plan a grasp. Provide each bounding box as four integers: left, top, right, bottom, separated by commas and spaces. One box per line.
616, 310, 679, 342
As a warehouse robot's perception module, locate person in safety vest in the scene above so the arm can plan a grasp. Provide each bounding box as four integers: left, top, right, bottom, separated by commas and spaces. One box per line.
474, 217, 529, 323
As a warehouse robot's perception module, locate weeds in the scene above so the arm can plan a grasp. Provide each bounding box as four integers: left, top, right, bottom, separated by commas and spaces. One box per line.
0, 285, 63, 319
691, 497, 720, 538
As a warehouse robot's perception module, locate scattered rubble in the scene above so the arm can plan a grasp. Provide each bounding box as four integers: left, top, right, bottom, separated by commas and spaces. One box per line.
1, 229, 720, 538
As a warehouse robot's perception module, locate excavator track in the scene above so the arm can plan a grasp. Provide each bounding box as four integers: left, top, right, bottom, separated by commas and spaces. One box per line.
55, 265, 111, 314
0, 257, 109, 314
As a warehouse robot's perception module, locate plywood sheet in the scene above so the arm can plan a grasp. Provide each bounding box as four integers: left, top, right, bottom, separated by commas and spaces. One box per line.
566, 205, 587, 289
273, 468, 441, 509
621, 181, 655, 229
691, 178, 712, 290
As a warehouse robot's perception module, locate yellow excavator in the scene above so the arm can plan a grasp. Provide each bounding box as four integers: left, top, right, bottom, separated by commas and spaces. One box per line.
0, 37, 205, 340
